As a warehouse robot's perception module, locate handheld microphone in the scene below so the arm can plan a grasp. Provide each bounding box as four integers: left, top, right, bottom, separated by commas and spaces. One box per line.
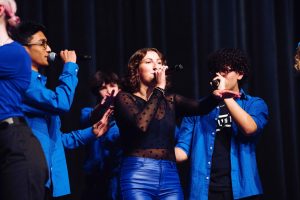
48, 52, 92, 62
210, 79, 220, 89
166, 64, 184, 75
101, 90, 115, 110
90, 90, 115, 124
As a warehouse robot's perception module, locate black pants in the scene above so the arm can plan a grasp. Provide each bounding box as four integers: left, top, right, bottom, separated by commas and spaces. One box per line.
0, 123, 48, 200
208, 190, 261, 200
45, 189, 71, 200
208, 190, 233, 200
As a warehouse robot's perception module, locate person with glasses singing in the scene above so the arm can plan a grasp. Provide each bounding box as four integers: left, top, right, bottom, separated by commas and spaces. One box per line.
113, 48, 240, 200
12, 21, 113, 199
0, 1, 48, 200
176, 48, 269, 200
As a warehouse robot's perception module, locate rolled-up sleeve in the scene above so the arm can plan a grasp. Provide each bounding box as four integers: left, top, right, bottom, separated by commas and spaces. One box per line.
61, 127, 96, 149
176, 116, 196, 156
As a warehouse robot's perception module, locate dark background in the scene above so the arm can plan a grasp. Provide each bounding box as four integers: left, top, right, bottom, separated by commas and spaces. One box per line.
15, 0, 300, 199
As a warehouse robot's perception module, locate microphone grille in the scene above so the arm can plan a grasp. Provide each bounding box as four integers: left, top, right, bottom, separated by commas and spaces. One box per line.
48, 52, 56, 62
175, 64, 184, 70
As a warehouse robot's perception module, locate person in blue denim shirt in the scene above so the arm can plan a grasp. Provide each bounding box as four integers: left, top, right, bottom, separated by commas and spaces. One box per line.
12, 21, 112, 199
0, 2, 48, 200
176, 48, 269, 200
80, 71, 122, 200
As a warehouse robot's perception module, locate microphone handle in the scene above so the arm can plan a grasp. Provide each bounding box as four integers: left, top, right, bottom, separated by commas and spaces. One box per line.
48, 52, 91, 62
79, 55, 92, 60
166, 64, 183, 75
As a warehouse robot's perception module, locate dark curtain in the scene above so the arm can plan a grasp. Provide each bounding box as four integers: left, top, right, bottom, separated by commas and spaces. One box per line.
15, 0, 300, 199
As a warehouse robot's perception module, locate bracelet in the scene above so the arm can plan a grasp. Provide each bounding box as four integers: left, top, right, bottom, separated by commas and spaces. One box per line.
154, 87, 165, 95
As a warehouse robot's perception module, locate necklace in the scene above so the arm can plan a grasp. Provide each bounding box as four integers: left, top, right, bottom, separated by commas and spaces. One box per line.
0, 37, 11, 46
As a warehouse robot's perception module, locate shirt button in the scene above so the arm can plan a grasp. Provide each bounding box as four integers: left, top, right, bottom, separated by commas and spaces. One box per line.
206, 176, 209, 180
208, 161, 211, 165
212, 132, 215, 135
209, 146, 213, 150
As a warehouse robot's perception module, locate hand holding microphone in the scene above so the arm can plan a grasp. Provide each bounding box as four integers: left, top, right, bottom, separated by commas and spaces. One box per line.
60, 50, 77, 63
101, 90, 116, 110
154, 65, 168, 89
210, 73, 225, 90
210, 73, 241, 99
90, 90, 116, 124
210, 79, 220, 89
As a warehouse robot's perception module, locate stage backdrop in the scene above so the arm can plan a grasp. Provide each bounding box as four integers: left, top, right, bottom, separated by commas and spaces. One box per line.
16, 0, 300, 199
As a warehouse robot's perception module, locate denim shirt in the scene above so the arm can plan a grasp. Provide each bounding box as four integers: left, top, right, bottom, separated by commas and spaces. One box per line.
80, 107, 122, 173
0, 42, 31, 120
22, 63, 96, 197
176, 90, 269, 200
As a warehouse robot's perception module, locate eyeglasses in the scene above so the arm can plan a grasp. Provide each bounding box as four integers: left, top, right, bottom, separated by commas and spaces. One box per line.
25, 40, 49, 49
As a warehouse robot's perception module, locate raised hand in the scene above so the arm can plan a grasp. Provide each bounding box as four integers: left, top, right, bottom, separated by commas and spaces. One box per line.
213, 89, 241, 99
155, 65, 168, 89
92, 108, 114, 138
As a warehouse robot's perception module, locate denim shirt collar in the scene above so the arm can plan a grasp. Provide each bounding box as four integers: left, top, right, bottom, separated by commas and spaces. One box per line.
239, 88, 248, 100
32, 70, 47, 84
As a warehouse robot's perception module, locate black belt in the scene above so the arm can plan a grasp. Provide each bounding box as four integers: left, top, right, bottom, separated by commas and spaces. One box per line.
0, 117, 26, 130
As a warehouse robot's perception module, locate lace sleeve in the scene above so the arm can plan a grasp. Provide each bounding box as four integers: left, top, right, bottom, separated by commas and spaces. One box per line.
115, 88, 165, 132
174, 94, 220, 116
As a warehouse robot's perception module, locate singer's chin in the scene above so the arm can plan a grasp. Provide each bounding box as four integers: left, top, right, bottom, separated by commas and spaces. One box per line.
149, 79, 156, 86
42, 60, 50, 66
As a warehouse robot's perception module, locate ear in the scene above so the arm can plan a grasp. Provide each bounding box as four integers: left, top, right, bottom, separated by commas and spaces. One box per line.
237, 72, 244, 80
0, 5, 5, 16
23, 45, 31, 54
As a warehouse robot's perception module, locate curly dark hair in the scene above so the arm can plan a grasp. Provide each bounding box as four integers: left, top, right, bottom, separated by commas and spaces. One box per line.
11, 21, 46, 45
125, 48, 167, 93
90, 71, 121, 96
208, 48, 250, 86
294, 46, 300, 71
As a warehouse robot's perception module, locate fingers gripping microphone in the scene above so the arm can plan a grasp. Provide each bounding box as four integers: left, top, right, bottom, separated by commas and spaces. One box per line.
48, 52, 92, 62
166, 64, 184, 75
102, 90, 115, 110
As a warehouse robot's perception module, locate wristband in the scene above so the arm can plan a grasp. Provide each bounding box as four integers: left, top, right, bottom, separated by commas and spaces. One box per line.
154, 87, 165, 95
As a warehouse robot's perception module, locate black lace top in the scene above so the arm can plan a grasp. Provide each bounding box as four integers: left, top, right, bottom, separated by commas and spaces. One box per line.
114, 87, 219, 161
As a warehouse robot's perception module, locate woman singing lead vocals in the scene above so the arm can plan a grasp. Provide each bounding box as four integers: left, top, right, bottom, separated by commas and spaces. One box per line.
114, 48, 239, 200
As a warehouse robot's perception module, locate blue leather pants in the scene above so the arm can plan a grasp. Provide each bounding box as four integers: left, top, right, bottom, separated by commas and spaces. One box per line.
120, 156, 184, 200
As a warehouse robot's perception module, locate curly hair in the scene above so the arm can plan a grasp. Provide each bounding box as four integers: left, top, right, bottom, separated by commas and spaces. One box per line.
125, 48, 167, 93
11, 21, 46, 45
294, 46, 300, 71
90, 71, 121, 96
208, 48, 250, 86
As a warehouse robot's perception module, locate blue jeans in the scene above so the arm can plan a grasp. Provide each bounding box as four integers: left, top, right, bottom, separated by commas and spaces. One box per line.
120, 156, 184, 200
